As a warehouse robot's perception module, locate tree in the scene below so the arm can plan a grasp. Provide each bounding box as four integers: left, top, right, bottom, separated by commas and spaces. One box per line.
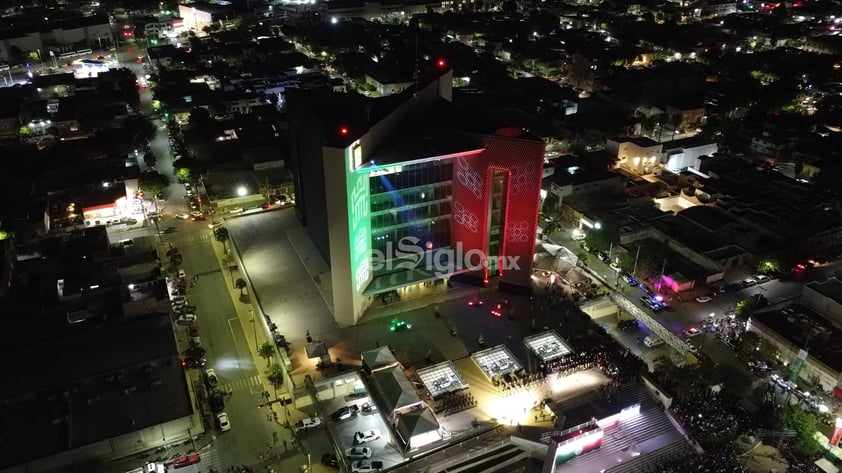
138, 171, 169, 197
214, 227, 229, 249
235, 278, 247, 295
734, 299, 756, 322
188, 107, 212, 126
143, 152, 157, 168
7, 45, 24, 66
654, 356, 682, 388
583, 228, 617, 254
738, 331, 761, 353
776, 405, 821, 457
258, 341, 275, 365
126, 114, 155, 145
265, 362, 284, 398
18, 126, 31, 139
175, 167, 191, 183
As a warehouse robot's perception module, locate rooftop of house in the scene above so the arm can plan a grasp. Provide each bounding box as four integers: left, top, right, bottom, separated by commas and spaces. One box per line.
611, 136, 661, 148
0, 314, 190, 469
548, 154, 620, 188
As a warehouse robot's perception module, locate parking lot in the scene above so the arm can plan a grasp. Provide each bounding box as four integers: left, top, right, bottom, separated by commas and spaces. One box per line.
321, 391, 403, 469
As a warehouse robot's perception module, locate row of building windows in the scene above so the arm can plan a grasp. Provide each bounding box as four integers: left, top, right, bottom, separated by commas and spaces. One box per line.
369, 162, 454, 194
370, 202, 452, 230
370, 183, 452, 213
371, 219, 451, 256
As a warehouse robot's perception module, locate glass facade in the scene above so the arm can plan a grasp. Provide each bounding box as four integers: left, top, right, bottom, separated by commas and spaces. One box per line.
369, 162, 454, 269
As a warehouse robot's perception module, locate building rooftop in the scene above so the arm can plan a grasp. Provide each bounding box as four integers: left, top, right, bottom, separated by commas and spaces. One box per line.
753, 304, 842, 373
0, 314, 190, 468
806, 278, 842, 306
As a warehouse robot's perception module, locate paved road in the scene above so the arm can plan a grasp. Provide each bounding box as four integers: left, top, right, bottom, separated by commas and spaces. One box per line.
173, 234, 283, 468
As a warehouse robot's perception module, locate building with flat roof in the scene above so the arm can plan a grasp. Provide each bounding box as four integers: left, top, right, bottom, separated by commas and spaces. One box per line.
749, 303, 842, 392
288, 66, 545, 325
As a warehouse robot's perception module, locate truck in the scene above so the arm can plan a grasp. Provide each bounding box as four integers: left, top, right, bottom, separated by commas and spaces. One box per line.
643, 335, 663, 348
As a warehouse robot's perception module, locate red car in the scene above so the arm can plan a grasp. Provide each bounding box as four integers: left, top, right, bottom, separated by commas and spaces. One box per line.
189, 324, 199, 337
260, 202, 271, 209
192, 215, 208, 221
172, 454, 200, 468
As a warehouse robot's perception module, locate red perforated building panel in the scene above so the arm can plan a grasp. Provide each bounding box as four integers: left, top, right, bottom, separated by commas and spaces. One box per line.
451, 133, 544, 287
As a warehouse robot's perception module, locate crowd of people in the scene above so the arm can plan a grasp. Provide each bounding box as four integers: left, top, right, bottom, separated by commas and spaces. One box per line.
654, 447, 747, 473
671, 392, 753, 448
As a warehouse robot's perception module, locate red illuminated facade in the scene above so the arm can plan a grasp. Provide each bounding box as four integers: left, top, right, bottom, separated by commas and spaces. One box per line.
451, 133, 545, 288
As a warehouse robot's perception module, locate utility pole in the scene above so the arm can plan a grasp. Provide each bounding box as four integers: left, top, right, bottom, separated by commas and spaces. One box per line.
632, 246, 641, 277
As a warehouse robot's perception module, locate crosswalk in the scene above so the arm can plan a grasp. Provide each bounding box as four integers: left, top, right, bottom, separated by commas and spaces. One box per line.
165, 233, 212, 247
219, 374, 262, 394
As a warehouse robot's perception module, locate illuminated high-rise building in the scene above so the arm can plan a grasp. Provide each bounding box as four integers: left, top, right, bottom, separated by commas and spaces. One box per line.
288, 67, 545, 325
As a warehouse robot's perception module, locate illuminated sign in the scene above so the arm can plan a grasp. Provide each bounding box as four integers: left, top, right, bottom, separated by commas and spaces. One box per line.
346, 145, 372, 292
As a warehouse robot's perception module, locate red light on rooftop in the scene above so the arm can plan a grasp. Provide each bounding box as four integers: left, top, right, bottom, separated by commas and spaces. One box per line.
340, 127, 349, 136
437, 58, 446, 68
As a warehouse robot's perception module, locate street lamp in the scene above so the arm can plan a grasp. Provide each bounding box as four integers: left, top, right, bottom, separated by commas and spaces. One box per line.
237, 186, 247, 209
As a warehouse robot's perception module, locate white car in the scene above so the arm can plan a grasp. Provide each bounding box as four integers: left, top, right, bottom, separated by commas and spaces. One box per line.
178, 313, 197, 324
229, 207, 244, 214
353, 429, 382, 445
345, 447, 372, 459
754, 274, 770, 283
178, 269, 187, 279
695, 296, 712, 303
176, 213, 190, 220
217, 412, 231, 431
350, 460, 383, 473
205, 369, 218, 386
741, 278, 757, 288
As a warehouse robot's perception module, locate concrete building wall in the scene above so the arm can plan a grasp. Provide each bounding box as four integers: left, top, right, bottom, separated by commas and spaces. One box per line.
749, 317, 839, 392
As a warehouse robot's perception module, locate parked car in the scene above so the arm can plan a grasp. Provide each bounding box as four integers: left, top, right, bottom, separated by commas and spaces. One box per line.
321, 454, 339, 468
695, 295, 712, 303
181, 355, 206, 369
331, 405, 359, 422
754, 274, 770, 283
178, 314, 197, 324
205, 368, 218, 386
178, 269, 187, 279
229, 207, 244, 214
172, 454, 200, 469
353, 429, 382, 445
621, 273, 638, 286
361, 401, 377, 413
176, 213, 190, 219
294, 417, 322, 431
345, 447, 372, 459
350, 460, 383, 473
741, 278, 758, 288
217, 412, 231, 431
